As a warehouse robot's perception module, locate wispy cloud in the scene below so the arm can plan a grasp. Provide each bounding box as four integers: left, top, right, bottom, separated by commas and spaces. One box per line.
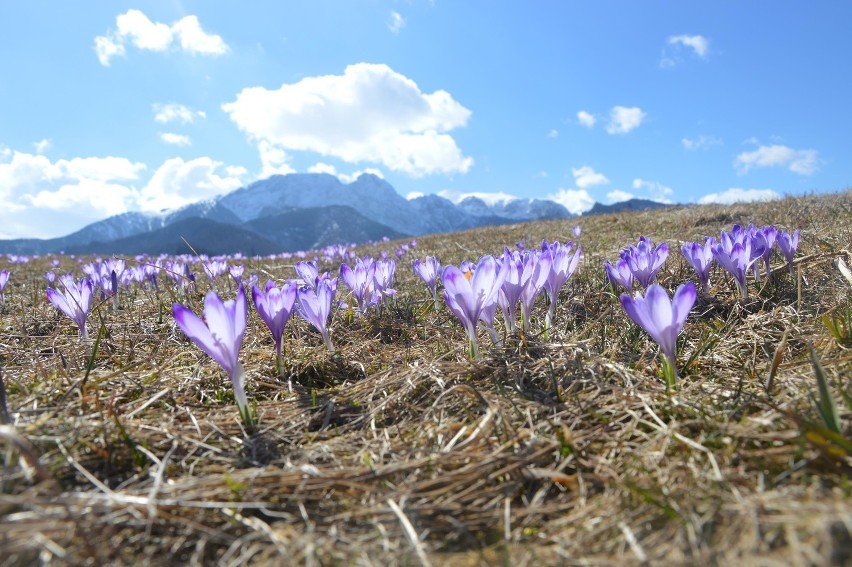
547, 129, 559, 139
632, 178, 673, 202
606, 189, 635, 204
159, 132, 191, 146
734, 144, 819, 175
577, 110, 596, 128
153, 103, 206, 124
668, 35, 709, 58
95, 9, 229, 66
388, 11, 405, 34
681, 135, 722, 150
606, 106, 645, 134
698, 188, 781, 205
33, 138, 52, 154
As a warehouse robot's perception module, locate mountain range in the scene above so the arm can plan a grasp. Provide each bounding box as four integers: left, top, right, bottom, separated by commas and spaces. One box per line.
0, 173, 669, 255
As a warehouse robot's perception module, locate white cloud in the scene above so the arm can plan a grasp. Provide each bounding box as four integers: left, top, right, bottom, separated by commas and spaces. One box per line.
548, 129, 559, 139
577, 110, 596, 128
606, 190, 635, 204
0, 151, 146, 238
159, 132, 191, 146
153, 103, 206, 124
33, 138, 52, 154
137, 157, 245, 212
405, 191, 425, 200
698, 188, 781, 205
572, 165, 609, 189
547, 188, 595, 215
734, 144, 819, 175
388, 11, 405, 34
95, 9, 228, 66
257, 140, 296, 178
668, 35, 709, 58
0, 150, 247, 238
606, 106, 646, 134
437, 189, 517, 207
632, 178, 673, 202
307, 162, 384, 184
682, 135, 721, 150
222, 63, 473, 177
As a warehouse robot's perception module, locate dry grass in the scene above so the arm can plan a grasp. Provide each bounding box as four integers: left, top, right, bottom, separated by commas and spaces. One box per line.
2, 190, 851, 566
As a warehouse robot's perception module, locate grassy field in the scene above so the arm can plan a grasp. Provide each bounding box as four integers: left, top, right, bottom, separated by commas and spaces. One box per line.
2, 191, 851, 565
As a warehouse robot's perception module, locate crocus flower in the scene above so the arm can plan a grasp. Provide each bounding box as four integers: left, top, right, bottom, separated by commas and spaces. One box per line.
623, 236, 668, 288
442, 255, 508, 358
252, 280, 297, 381
605, 258, 634, 292
340, 257, 377, 313
681, 236, 716, 293
230, 265, 245, 285
712, 239, 755, 299
173, 287, 251, 428
47, 276, 94, 343
297, 278, 337, 353
517, 251, 551, 334
373, 258, 396, 300
295, 261, 320, 290
758, 226, 778, 279
0, 270, 8, 306
776, 228, 800, 275
412, 256, 441, 306
498, 249, 525, 334
620, 282, 696, 381
541, 240, 582, 329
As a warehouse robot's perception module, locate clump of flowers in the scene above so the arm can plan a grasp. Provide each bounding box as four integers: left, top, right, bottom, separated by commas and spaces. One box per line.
605, 236, 668, 291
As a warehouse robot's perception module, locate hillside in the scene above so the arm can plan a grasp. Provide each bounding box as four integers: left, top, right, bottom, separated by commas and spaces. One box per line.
1, 190, 850, 565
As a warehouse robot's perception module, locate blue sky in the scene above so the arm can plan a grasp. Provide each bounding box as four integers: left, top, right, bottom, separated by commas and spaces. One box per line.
1, 2, 849, 239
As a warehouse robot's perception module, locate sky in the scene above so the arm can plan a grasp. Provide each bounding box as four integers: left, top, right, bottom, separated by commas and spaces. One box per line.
1, 2, 850, 239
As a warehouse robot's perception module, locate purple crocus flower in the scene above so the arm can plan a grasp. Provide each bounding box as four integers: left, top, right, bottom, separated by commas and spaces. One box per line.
776, 228, 800, 275
681, 236, 716, 293
412, 256, 441, 306
373, 258, 397, 301
297, 278, 337, 353
620, 281, 696, 381
541, 240, 582, 329
712, 239, 755, 299
605, 258, 634, 292
230, 265, 245, 285
47, 276, 94, 342
252, 280, 297, 381
758, 226, 778, 278
295, 261, 320, 290
517, 251, 551, 334
623, 236, 669, 288
442, 255, 508, 358
0, 270, 9, 306
173, 287, 251, 427
340, 257, 377, 313
498, 249, 525, 334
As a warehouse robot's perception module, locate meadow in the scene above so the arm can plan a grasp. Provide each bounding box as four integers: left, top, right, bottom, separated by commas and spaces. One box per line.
1, 190, 851, 565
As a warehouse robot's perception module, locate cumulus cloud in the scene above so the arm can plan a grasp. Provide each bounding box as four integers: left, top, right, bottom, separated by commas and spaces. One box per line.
137, 157, 245, 211
222, 63, 473, 177
577, 110, 596, 128
606, 190, 635, 204
405, 191, 425, 200
572, 165, 609, 189
0, 150, 246, 238
153, 103, 206, 124
95, 9, 228, 66
682, 135, 721, 150
668, 35, 709, 58
159, 132, 191, 146
0, 151, 145, 238
632, 178, 673, 202
606, 106, 645, 134
734, 144, 819, 175
437, 189, 518, 206
257, 140, 296, 178
698, 188, 781, 205
547, 188, 595, 215
388, 11, 405, 34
